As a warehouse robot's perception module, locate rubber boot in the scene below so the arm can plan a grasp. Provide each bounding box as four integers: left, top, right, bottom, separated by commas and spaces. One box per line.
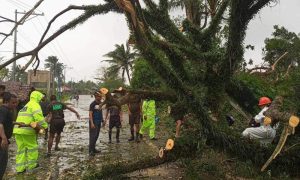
128, 129, 134, 141
135, 132, 140, 143
116, 128, 120, 143
109, 129, 112, 143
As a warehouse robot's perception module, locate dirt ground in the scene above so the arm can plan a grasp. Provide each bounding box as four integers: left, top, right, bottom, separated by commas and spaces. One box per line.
3, 95, 183, 180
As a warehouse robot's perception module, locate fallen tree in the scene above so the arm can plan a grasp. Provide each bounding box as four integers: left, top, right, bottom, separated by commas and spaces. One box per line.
1, 0, 300, 177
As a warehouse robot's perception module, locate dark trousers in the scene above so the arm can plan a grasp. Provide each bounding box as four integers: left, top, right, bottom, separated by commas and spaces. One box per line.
0, 148, 8, 179
89, 123, 100, 153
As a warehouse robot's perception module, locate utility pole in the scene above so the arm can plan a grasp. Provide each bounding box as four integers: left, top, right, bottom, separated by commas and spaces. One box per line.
12, 10, 17, 81
63, 65, 73, 84
12, 10, 44, 81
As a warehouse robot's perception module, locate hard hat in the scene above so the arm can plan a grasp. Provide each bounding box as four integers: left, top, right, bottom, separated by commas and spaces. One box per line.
258, 97, 272, 106
99, 88, 108, 95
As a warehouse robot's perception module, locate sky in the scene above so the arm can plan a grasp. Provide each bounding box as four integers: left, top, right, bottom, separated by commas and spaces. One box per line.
0, 0, 300, 82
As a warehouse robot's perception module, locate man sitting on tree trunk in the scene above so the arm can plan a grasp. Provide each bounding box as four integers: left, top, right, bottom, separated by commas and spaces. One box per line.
242, 97, 277, 145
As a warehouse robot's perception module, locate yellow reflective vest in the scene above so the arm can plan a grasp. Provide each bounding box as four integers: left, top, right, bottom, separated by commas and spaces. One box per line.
142, 100, 156, 119
13, 91, 48, 135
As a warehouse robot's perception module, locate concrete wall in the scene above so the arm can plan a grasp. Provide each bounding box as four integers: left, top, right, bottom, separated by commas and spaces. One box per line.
27, 70, 52, 95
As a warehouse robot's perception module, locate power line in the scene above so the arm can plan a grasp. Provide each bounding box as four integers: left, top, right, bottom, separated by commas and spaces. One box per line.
11, 0, 30, 10
5, 0, 27, 11
29, 20, 61, 60
40, 16, 82, 77
40, 17, 70, 63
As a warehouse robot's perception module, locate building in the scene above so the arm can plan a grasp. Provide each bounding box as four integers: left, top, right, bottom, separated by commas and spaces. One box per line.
27, 70, 52, 95
0, 81, 32, 101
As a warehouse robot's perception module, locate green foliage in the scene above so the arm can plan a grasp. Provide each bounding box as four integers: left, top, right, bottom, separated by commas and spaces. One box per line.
103, 44, 138, 84
0, 57, 9, 81
83, 156, 174, 179
226, 73, 276, 114
95, 67, 125, 91
263, 25, 300, 80
0, 67, 9, 81
44, 56, 64, 83
8, 65, 27, 83
131, 58, 165, 90
66, 80, 98, 94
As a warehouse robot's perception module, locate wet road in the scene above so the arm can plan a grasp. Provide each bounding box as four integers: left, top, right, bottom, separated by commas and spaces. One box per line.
4, 95, 173, 179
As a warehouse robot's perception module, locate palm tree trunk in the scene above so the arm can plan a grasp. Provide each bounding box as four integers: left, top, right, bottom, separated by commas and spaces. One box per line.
52, 63, 56, 95
125, 67, 131, 84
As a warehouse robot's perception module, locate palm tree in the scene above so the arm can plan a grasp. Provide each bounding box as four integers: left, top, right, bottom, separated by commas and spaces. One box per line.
45, 56, 64, 94
103, 44, 138, 84
0, 57, 9, 81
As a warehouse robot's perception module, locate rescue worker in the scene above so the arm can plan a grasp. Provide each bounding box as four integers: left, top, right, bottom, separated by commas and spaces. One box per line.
127, 94, 142, 142
242, 97, 276, 145
47, 95, 80, 156
13, 90, 48, 173
89, 92, 104, 156
103, 93, 122, 144
139, 98, 157, 140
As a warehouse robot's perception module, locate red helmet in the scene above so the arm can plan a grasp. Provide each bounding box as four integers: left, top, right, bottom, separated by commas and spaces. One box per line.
258, 97, 271, 106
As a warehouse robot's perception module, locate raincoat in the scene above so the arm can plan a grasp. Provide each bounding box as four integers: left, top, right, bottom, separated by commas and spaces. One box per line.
13, 91, 48, 172
139, 99, 156, 139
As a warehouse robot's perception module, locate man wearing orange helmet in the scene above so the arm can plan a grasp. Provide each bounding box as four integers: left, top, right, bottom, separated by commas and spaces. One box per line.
242, 96, 276, 145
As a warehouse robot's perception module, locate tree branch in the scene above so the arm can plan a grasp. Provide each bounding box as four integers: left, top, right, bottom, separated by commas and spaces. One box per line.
247, 0, 273, 20
152, 39, 189, 82
0, 2, 115, 70
248, 52, 288, 75
282, 63, 293, 78
0, 15, 15, 23
142, 1, 192, 46
201, 0, 229, 42
0, 0, 44, 45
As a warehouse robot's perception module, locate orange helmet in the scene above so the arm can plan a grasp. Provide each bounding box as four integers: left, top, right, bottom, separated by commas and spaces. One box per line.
258, 97, 271, 106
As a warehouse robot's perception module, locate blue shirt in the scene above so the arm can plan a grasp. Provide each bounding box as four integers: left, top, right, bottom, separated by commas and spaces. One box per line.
89, 101, 103, 125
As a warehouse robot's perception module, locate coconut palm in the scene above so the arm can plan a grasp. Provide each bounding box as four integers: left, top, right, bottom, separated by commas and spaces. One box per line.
45, 56, 64, 93
103, 44, 138, 84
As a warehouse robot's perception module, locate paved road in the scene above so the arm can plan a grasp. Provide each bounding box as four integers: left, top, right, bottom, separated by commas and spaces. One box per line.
4, 95, 171, 179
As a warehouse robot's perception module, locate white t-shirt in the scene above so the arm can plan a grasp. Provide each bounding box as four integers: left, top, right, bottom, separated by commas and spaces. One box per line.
254, 106, 269, 125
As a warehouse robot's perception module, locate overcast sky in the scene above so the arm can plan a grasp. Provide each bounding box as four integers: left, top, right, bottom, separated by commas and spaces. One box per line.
0, 0, 299, 82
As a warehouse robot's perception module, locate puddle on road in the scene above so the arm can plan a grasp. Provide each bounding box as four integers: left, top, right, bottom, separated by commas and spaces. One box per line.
4, 95, 170, 180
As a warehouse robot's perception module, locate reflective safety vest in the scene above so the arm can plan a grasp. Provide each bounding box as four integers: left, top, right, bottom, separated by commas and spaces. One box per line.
13, 91, 48, 135
142, 100, 156, 119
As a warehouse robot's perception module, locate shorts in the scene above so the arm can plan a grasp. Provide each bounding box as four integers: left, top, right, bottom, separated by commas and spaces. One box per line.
50, 118, 65, 134
109, 115, 121, 129
129, 114, 141, 125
